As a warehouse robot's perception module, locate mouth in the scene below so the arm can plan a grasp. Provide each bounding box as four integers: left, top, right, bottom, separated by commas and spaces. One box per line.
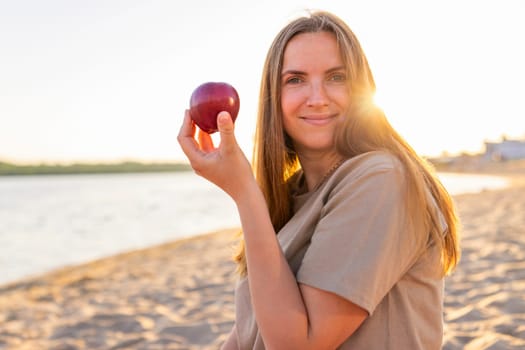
300, 114, 337, 126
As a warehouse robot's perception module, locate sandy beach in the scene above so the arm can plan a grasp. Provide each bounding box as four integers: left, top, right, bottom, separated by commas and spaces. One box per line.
1, 163, 525, 349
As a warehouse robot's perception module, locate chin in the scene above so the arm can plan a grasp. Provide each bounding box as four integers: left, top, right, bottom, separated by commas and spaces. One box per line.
295, 138, 336, 154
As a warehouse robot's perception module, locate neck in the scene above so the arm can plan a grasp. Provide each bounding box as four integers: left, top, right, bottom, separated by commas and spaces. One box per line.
299, 153, 344, 192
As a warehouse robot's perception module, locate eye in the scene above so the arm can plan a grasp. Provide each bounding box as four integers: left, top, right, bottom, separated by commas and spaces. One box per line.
285, 76, 303, 84
329, 72, 347, 82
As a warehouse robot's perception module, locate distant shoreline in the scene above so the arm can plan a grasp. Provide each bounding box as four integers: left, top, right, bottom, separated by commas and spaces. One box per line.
0, 160, 192, 176
3, 155, 525, 177
427, 154, 525, 175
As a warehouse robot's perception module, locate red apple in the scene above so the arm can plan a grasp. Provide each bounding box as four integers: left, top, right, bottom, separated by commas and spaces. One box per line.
189, 82, 240, 134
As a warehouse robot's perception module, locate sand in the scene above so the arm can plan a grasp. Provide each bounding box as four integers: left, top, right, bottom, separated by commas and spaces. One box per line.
1, 165, 525, 349
0, 230, 239, 350
443, 186, 525, 349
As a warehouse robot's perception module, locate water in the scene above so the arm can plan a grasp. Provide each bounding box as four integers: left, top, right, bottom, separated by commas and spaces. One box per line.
0, 172, 238, 286
438, 172, 510, 195
0, 171, 509, 286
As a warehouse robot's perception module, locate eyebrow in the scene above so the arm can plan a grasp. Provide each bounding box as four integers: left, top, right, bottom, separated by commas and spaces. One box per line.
281, 66, 346, 77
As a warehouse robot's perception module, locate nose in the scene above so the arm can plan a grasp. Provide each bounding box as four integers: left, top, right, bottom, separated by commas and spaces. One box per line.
306, 81, 329, 107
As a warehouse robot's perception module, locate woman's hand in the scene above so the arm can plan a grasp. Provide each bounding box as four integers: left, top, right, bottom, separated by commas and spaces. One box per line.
177, 109, 254, 202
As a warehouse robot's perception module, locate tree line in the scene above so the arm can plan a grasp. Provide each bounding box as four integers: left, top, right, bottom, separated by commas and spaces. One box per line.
0, 161, 192, 176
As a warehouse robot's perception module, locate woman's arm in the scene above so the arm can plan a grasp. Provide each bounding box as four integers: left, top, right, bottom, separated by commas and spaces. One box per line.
236, 180, 367, 349
178, 111, 367, 349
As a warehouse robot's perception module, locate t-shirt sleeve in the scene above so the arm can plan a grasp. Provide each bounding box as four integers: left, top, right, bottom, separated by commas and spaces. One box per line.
296, 161, 421, 315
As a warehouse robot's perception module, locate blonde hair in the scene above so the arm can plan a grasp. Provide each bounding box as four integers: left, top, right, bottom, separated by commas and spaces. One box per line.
234, 10, 460, 277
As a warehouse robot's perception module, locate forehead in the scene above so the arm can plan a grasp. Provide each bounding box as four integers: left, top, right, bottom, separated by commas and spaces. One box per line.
282, 31, 342, 70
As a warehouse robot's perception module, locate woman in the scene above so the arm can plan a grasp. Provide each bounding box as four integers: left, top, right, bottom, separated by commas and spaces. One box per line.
178, 10, 460, 350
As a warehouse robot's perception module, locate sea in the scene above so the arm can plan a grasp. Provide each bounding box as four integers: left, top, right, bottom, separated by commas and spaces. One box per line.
0, 171, 510, 286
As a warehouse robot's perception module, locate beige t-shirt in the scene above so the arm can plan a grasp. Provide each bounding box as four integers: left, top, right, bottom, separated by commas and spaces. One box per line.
234, 151, 446, 349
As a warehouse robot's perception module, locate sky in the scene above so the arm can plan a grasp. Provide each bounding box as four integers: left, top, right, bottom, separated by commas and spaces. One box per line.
1, 0, 524, 164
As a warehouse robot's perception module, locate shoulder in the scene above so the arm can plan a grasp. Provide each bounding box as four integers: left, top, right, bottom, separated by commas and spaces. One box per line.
332, 151, 405, 186
317, 151, 407, 207
348, 150, 401, 170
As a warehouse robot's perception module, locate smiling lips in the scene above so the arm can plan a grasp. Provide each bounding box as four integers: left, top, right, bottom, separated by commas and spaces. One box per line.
300, 114, 337, 126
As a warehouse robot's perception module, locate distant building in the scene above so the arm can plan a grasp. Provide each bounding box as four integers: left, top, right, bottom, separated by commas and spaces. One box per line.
484, 137, 525, 160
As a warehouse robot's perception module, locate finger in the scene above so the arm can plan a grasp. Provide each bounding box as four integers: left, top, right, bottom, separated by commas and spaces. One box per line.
177, 110, 202, 159
198, 129, 215, 152
217, 111, 238, 153
178, 109, 196, 138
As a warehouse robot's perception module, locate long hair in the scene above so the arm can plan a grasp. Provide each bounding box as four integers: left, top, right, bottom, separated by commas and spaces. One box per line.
234, 10, 460, 277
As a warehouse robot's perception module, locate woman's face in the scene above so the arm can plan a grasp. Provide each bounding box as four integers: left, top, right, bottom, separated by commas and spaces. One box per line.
280, 31, 350, 157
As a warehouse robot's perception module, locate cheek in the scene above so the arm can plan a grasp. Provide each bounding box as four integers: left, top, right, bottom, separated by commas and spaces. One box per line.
280, 95, 291, 120
280, 97, 294, 134
330, 87, 351, 108
280, 93, 292, 135
281, 111, 294, 137
281, 89, 304, 117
